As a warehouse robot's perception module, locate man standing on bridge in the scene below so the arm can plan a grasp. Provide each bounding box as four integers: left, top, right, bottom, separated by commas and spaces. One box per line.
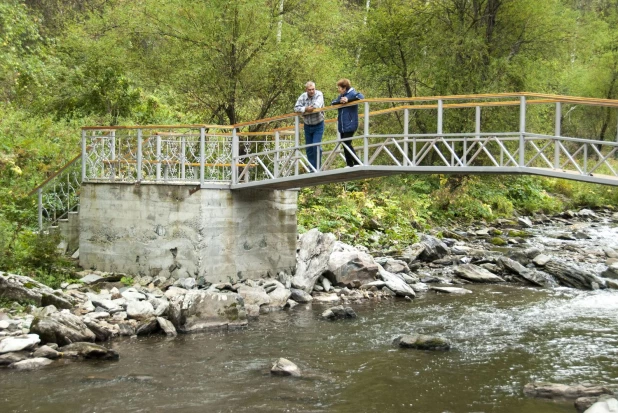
294, 81, 325, 172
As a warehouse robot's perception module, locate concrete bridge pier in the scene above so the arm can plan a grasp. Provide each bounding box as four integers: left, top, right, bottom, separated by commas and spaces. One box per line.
78, 183, 298, 283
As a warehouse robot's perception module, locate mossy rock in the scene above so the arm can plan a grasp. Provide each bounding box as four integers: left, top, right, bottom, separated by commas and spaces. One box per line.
507, 229, 531, 238
490, 237, 507, 246
489, 229, 503, 236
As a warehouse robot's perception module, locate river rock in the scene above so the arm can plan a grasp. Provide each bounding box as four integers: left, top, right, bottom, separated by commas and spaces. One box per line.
601, 263, 618, 280
393, 334, 451, 350
121, 288, 147, 301
60, 342, 119, 360
533, 254, 552, 266
238, 285, 271, 308
83, 319, 113, 342
126, 301, 155, 320
576, 396, 617, 413
136, 317, 159, 335
544, 261, 604, 289
270, 357, 301, 377
0, 351, 29, 366
312, 293, 341, 303
377, 266, 416, 297
167, 290, 248, 333
326, 242, 379, 288
89, 297, 123, 314
292, 229, 336, 292
582, 397, 618, 413
0, 334, 40, 354
30, 311, 96, 345
516, 216, 533, 228
267, 285, 292, 310
523, 382, 613, 400
0, 272, 74, 309
431, 286, 472, 294
321, 305, 357, 320
401, 243, 426, 263
290, 288, 313, 303
375, 257, 411, 274
12, 357, 54, 370
33, 345, 61, 359
454, 264, 504, 283
418, 235, 450, 262
157, 317, 177, 336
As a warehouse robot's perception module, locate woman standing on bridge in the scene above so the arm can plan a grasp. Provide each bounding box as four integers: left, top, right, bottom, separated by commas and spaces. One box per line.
332, 78, 364, 167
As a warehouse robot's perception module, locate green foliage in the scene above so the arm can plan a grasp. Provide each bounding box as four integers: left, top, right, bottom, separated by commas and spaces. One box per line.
120, 276, 134, 287
2, 0, 618, 274
298, 181, 421, 251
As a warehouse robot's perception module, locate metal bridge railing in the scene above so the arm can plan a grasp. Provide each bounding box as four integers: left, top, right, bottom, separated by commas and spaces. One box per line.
31, 92, 618, 229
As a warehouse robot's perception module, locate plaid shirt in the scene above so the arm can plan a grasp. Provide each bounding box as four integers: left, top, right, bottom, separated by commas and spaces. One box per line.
294, 90, 325, 125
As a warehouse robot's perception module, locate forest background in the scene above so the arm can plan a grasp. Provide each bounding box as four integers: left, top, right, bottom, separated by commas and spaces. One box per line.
2, 0, 618, 285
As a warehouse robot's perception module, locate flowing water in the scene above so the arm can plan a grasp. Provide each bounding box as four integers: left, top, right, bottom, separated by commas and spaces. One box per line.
2, 284, 618, 413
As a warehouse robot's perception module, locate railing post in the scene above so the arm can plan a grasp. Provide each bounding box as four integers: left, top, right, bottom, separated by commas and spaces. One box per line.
137, 129, 142, 181
294, 115, 300, 175
81, 130, 86, 182
472, 106, 480, 167
519, 96, 526, 166
181, 135, 186, 180
403, 108, 409, 166
37, 188, 43, 232
200, 128, 205, 186
274, 131, 280, 178
364, 102, 369, 165
437, 99, 443, 135
110, 130, 116, 180
232, 128, 239, 184
554, 102, 561, 169
156, 134, 161, 181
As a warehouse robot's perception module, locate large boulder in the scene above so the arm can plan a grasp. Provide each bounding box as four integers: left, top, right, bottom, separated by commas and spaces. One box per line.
418, 235, 450, 262
377, 266, 416, 297
0, 334, 40, 354
167, 290, 247, 333
326, 242, 379, 288
292, 229, 336, 292
60, 342, 119, 360
523, 382, 612, 400
0, 272, 74, 309
12, 357, 54, 370
544, 261, 605, 290
30, 311, 96, 345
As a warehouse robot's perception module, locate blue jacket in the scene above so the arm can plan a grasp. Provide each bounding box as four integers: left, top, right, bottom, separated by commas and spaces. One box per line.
332, 87, 365, 134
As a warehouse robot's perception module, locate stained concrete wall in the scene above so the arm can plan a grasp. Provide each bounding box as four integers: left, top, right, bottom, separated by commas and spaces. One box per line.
79, 183, 298, 283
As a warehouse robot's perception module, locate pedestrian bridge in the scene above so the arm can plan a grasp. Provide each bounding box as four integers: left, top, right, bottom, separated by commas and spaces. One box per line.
31, 92, 618, 280
32, 92, 618, 228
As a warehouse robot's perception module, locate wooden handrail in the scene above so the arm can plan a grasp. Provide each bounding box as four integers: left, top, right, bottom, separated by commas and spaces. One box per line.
28, 153, 82, 196
80, 93, 618, 133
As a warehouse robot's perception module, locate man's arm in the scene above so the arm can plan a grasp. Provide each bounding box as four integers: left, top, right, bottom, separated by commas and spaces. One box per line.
294, 94, 306, 113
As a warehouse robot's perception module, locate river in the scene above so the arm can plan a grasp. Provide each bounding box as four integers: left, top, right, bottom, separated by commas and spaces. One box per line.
2, 283, 618, 412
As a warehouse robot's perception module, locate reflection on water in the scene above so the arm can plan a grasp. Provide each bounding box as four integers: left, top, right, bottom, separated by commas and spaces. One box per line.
1, 285, 617, 413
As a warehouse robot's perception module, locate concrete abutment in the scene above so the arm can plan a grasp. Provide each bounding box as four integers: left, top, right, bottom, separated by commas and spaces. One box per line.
79, 183, 298, 283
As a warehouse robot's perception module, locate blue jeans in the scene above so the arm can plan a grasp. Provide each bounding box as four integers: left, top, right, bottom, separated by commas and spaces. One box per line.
304, 121, 324, 171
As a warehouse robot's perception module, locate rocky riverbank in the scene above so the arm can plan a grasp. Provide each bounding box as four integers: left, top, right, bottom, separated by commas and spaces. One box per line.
2, 208, 618, 412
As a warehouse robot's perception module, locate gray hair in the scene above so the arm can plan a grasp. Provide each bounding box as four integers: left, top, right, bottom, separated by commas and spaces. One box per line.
305, 81, 316, 88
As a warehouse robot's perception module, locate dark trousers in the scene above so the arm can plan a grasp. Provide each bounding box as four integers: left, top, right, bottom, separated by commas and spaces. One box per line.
304, 121, 324, 171
340, 131, 360, 167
